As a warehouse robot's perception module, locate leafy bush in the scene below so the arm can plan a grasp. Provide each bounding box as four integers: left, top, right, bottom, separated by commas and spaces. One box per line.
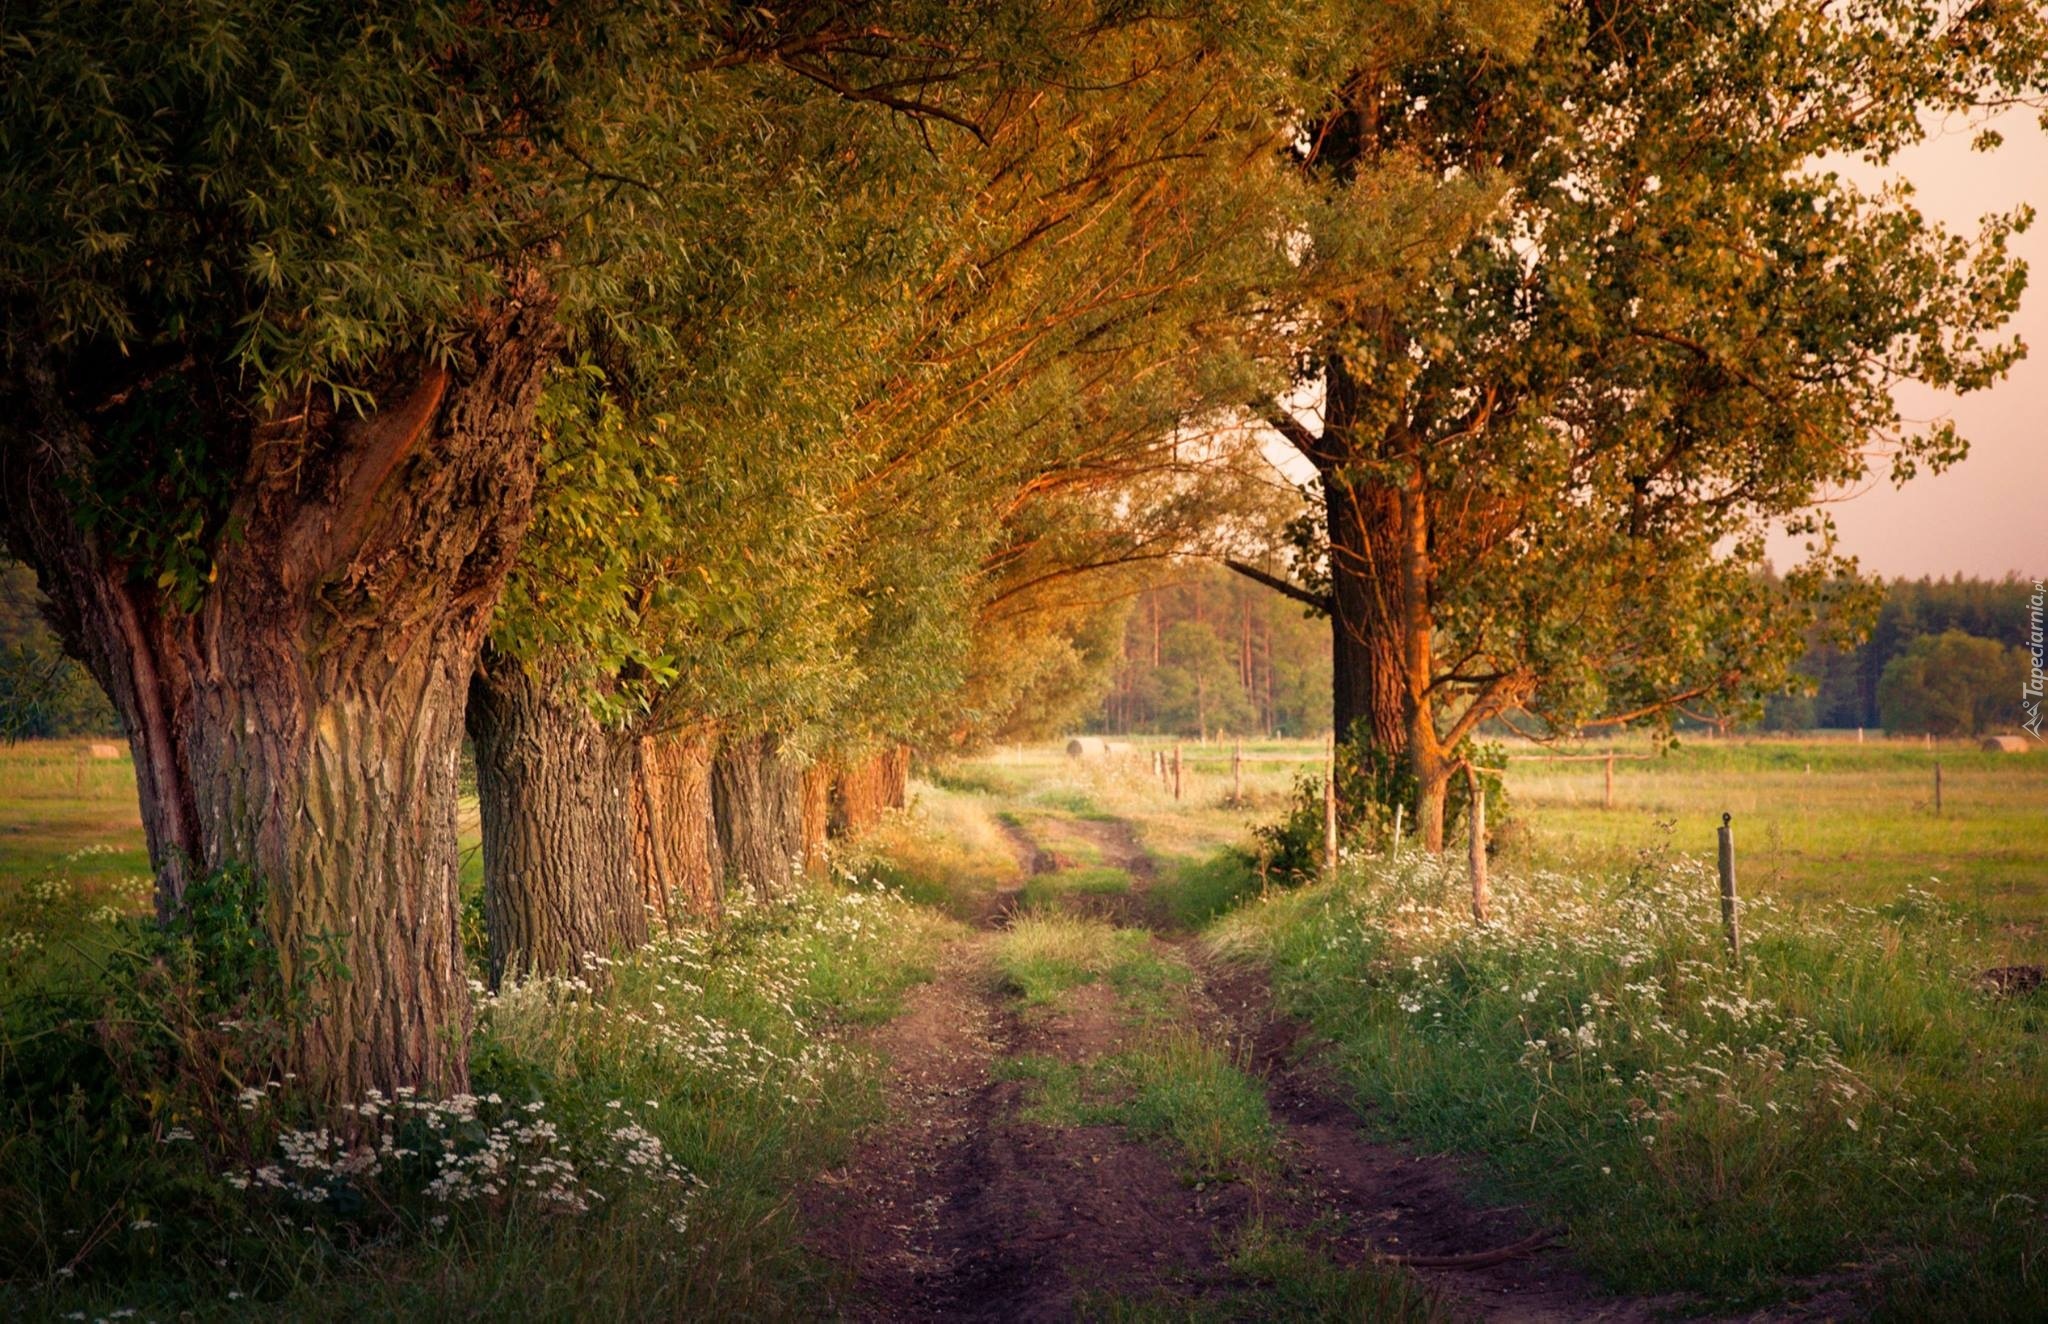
1877, 629, 2027, 736
1251, 727, 1508, 881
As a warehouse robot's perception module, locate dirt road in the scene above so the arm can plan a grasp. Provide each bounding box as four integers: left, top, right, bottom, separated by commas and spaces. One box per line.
803, 812, 1669, 1322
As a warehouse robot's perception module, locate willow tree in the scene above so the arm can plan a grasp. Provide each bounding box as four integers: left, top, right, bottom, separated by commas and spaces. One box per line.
472, 2, 1310, 955
467, 50, 976, 975
0, 0, 1122, 1099
1250, 0, 2047, 848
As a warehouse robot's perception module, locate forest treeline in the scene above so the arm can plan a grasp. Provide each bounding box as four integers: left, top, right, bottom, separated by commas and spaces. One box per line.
1071, 570, 2041, 740
1090, 567, 1333, 739
1777, 575, 2039, 733
2, 0, 2044, 1111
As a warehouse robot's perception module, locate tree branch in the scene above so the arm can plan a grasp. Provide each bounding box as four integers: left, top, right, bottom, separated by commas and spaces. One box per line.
1222, 558, 1330, 612
1251, 397, 1321, 458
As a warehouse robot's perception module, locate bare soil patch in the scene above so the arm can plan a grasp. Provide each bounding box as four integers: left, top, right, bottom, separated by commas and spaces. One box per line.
802, 940, 1250, 1322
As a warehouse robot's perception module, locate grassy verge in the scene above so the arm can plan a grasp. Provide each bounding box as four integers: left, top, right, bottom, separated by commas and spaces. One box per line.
991, 912, 1182, 1007
0, 852, 957, 1321
1211, 844, 2048, 1318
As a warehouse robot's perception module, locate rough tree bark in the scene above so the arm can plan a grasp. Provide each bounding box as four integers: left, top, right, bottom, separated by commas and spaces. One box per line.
711, 733, 805, 899
883, 744, 912, 810
1264, 352, 1462, 851
631, 725, 722, 924
829, 749, 898, 839
0, 288, 560, 1102
799, 763, 832, 876
466, 650, 646, 986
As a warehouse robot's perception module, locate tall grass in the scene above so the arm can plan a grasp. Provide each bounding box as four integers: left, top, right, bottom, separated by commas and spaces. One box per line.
1211, 842, 2048, 1317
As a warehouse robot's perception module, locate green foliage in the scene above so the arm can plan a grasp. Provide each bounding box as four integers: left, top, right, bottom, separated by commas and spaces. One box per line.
1877, 629, 2027, 736
1265, 0, 2047, 752
1799, 575, 2042, 729
1252, 731, 1508, 880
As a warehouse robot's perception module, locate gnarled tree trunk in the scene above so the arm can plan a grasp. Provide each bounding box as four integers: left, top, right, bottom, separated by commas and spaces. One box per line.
0, 292, 560, 1103
711, 733, 805, 899
467, 650, 645, 986
1306, 358, 1462, 851
829, 749, 897, 839
632, 725, 722, 924
1326, 473, 1409, 760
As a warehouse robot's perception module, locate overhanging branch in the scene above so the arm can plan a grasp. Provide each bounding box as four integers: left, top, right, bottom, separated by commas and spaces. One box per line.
1222, 558, 1330, 612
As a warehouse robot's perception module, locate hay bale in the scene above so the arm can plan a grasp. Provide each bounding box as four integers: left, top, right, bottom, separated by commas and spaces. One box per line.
1065, 736, 1108, 758
86, 742, 121, 759
1981, 735, 2029, 753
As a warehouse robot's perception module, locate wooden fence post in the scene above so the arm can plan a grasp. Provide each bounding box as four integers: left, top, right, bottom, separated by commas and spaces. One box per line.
1232, 739, 1243, 804
1392, 802, 1404, 857
1717, 812, 1742, 962
1934, 759, 1943, 816
1172, 744, 1183, 802
1322, 730, 1338, 877
74, 747, 86, 796
1603, 753, 1615, 810
1467, 767, 1488, 922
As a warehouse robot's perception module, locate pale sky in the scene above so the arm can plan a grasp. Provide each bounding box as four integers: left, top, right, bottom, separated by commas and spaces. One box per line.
1764, 109, 2048, 581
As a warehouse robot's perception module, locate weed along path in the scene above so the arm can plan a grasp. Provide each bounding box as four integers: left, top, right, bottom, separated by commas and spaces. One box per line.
804, 809, 1670, 1322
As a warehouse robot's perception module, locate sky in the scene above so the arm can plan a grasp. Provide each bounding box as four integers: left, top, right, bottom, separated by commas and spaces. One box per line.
1762, 109, 2047, 582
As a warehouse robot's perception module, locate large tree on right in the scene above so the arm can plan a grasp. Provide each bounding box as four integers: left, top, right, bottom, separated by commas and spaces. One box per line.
1257, 0, 2048, 849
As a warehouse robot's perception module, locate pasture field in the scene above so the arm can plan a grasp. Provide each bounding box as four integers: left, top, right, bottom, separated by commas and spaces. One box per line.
951, 733, 2047, 957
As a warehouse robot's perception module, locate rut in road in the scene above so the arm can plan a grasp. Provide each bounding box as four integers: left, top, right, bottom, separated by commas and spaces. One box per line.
804, 809, 1680, 1322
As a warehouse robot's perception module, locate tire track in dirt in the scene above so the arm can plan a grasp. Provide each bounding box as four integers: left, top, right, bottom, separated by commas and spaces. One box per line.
807, 808, 1780, 1321
1195, 958, 1663, 1323
804, 816, 1250, 1321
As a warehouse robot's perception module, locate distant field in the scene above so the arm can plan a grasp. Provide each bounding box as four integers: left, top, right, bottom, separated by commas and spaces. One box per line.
1507, 735, 2046, 933
4, 733, 2041, 951
0, 740, 148, 898
0, 739, 487, 899
961, 732, 2047, 960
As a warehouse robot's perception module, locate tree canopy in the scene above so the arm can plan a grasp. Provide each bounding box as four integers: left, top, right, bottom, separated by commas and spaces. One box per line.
1247, 0, 2048, 844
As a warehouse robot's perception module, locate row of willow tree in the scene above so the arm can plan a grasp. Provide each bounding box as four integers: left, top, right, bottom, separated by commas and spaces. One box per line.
3, 1, 2044, 1107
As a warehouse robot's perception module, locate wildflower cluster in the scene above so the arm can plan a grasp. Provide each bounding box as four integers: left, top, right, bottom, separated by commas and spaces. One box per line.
225, 1085, 629, 1230
475, 888, 920, 1110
